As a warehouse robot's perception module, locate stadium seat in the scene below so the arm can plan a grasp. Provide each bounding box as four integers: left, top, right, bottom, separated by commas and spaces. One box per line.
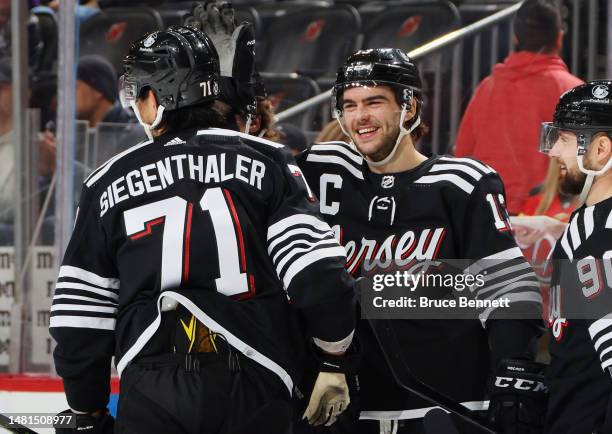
32, 9, 58, 73
79, 7, 163, 72
360, 0, 460, 53
261, 73, 323, 131
257, 4, 362, 77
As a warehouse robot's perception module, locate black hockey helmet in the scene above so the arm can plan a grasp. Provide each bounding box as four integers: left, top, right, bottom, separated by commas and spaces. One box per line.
540, 80, 612, 154
120, 26, 221, 112
332, 48, 422, 116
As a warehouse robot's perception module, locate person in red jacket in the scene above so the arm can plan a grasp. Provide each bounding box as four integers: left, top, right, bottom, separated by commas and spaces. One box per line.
455, 0, 582, 215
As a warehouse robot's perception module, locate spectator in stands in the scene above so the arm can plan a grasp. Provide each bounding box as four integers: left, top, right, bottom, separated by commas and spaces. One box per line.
0, 57, 14, 225
521, 159, 578, 222
0, 0, 8, 29
38, 0, 100, 23
76, 55, 133, 127
454, 0, 582, 215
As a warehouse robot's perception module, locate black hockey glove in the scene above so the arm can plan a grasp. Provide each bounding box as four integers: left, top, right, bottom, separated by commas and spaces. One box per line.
54, 408, 114, 434
486, 359, 547, 434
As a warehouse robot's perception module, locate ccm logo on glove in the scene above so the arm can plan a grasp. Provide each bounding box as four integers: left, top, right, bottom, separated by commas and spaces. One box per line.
493, 376, 548, 392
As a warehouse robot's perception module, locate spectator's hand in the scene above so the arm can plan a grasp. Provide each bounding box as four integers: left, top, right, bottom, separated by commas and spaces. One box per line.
38, 129, 56, 177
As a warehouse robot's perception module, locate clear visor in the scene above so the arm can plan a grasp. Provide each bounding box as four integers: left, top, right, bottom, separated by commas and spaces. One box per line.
119, 75, 139, 109
539, 122, 561, 154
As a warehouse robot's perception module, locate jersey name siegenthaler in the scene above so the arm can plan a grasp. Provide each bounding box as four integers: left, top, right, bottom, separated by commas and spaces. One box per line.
99, 152, 266, 217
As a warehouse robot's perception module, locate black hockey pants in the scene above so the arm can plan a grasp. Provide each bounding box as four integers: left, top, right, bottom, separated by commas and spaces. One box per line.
115, 349, 294, 434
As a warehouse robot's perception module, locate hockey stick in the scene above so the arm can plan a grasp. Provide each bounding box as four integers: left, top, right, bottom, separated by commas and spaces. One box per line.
355, 279, 498, 434
366, 317, 498, 434
0, 413, 40, 434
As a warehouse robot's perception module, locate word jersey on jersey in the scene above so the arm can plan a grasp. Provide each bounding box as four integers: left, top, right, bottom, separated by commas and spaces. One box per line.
49, 129, 355, 412
297, 141, 543, 420
545, 196, 612, 434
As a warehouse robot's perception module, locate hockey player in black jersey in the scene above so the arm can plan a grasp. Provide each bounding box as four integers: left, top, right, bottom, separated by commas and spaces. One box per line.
50, 26, 357, 434
539, 81, 612, 434
296, 49, 545, 433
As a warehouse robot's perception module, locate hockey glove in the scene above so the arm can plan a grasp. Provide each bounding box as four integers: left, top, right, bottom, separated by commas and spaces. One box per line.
486, 359, 548, 434
183, 1, 256, 80
54, 408, 114, 434
302, 348, 360, 427
303, 371, 350, 427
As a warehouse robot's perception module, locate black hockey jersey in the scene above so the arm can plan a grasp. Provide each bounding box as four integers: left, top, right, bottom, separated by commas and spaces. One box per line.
297, 141, 543, 420
49, 128, 355, 412
545, 196, 612, 434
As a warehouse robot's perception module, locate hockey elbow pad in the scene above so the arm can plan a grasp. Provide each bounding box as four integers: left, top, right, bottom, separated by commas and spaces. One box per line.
486, 359, 548, 434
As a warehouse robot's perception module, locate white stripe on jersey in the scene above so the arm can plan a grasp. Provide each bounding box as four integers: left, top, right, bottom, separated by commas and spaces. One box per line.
592, 330, 612, 354
560, 225, 574, 260
269, 227, 333, 257
276, 239, 341, 273
480, 261, 532, 284
55, 282, 119, 301
85, 139, 153, 187
281, 245, 347, 289
268, 214, 331, 241
272, 235, 337, 264
584, 207, 595, 239
58, 266, 120, 289
53, 294, 118, 305
50, 315, 116, 330
116, 291, 295, 395
569, 216, 581, 250
465, 247, 524, 274
51, 304, 118, 314
607, 209, 612, 229
439, 156, 495, 174
429, 163, 483, 180
588, 314, 612, 337
360, 401, 489, 421
310, 143, 362, 165
479, 291, 543, 322
305, 154, 364, 179
478, 271, 539, 297
481, 280, 541, 301
414, 174, 475, 194
197, 128, 284, 148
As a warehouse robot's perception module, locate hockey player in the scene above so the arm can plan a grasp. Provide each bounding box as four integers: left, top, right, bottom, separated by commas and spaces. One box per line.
539, 81, 612, 434
296, 49, 546, 433
50, 26, 356, 434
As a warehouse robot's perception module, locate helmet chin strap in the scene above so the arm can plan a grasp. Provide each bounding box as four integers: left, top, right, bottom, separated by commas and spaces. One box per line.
244, 114, 253, 134
576, 153, 612, 203
335, 104, 420, 168
131, 101, 166, 140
